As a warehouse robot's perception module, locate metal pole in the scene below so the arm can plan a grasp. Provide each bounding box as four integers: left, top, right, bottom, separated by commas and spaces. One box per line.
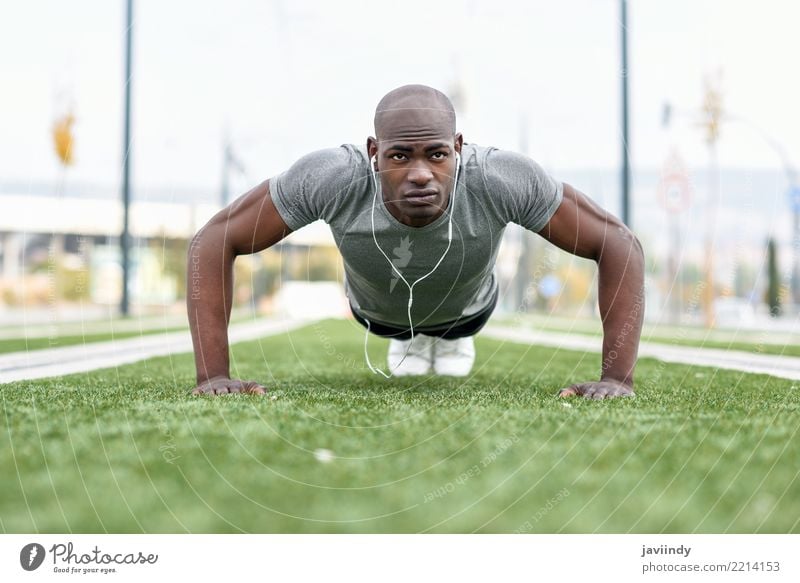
620, 0, 631, 227
120, 0, 133, 316
704, 142, 718, 327
701, 74, 722, 327
793, 209, 800, 307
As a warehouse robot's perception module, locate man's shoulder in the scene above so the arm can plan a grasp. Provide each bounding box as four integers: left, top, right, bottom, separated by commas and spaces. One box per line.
465, 142, 563, 230
465, 144, 555, 186
269, 144, 369, 228
462, 143, 534, 175
463, 143, 532, 167
276, 143, 369, 199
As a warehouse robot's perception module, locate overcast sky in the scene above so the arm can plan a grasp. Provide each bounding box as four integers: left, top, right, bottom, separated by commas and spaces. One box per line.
2, 0, 799, 193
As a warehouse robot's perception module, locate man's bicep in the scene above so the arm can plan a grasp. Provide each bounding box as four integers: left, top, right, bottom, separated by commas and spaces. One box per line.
205, 180, 292, 255
535, 182, 616, 261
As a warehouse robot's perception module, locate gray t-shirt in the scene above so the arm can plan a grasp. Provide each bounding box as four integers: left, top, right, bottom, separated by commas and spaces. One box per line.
269, 143, 563, 330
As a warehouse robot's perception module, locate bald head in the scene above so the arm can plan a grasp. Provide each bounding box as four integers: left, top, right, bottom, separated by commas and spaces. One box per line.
366, 85, 463, 227
374, 84, 456, 139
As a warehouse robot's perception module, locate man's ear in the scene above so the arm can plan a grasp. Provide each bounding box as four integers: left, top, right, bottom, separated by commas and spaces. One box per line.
454, 132, 464, 155
367, 137, 378, 162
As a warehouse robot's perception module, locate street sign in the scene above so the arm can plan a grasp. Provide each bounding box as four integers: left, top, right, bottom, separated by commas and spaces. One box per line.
658, 150, 692, 214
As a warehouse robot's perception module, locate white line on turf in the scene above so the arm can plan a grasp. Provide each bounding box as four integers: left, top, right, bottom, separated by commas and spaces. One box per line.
482, 325, 800, 382
0, 317, 317, 383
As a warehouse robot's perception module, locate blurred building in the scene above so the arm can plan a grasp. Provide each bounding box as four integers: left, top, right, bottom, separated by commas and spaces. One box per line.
0, 190, 336, 313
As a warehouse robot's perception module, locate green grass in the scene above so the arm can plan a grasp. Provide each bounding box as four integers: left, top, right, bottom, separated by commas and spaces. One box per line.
1, 319, 798, 533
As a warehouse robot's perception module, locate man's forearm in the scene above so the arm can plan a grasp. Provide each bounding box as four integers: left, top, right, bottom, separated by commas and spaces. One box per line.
187, 227, 235, 383
597, 235, 645, 387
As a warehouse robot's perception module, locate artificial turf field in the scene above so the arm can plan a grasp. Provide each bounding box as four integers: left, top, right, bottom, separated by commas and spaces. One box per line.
1, 319, 798, 533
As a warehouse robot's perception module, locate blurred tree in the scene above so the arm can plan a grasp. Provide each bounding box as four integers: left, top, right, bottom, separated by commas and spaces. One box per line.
260, 249, 283, 296
306, 246, 342, 282
557, 263, 594, 307
234, 255, 257, 306
155, 237, 188, 299
60, 264, 91, 302
733, 260, 756, 299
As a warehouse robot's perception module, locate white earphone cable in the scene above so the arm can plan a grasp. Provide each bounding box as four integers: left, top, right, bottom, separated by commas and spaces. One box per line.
362, 152, 461, 378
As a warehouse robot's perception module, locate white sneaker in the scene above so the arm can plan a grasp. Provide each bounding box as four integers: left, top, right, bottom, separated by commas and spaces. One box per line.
433, 336, 476, 376
387, 334, 434, 376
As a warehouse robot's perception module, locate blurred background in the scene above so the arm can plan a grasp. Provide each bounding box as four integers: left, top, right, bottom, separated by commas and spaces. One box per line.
2, 0, 799, 335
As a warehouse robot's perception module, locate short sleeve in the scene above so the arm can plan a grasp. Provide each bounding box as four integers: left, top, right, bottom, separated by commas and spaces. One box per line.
482, 148, 563, 232
268, 146, 358, 230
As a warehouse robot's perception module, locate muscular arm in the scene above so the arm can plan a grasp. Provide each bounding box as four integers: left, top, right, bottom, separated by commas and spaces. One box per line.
537, 182, 645, 398
187, 180, 291, 395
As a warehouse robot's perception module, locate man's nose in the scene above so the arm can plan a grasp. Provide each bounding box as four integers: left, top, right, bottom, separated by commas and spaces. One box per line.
407, 162, 434, 186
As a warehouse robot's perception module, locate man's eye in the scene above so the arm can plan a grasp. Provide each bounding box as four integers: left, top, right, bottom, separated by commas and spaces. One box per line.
431, 152, 447, 160
390, 153, 407, 161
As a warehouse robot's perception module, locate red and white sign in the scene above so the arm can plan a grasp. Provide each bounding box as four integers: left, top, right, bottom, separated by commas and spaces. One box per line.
658, 151, 692, 213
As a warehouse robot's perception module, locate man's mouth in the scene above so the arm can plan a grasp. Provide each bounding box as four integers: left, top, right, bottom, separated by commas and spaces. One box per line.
403, 189, 439, 205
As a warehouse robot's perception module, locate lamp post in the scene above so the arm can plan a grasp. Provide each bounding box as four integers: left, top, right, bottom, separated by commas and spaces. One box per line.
120, 0, 134, 316
662, 73, 723, 328
51, 109, 76, 312
700, 76, 722, 328
620, 0, 631, 228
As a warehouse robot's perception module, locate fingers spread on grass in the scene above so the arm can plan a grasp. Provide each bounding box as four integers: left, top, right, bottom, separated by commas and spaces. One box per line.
597, 381, 635, 399
583, 386, 599, 399
238, 381, 266, 395
191, 385, 215, 396
557, 382, 634, 400
191, 379, 267, 396
558, 384, 585, 398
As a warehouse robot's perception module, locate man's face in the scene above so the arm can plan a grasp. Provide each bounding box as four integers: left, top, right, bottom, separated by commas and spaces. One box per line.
367, 108, 463, 228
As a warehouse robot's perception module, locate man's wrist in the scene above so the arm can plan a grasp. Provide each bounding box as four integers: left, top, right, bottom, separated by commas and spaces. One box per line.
196, 373, 230, 384
600, 374, 634, 388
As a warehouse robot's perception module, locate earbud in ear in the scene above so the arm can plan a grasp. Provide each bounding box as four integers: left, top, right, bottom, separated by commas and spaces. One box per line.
371, 155, 378, 172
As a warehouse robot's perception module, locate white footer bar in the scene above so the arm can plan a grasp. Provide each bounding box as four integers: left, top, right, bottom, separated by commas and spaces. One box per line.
1, 534, 797, 582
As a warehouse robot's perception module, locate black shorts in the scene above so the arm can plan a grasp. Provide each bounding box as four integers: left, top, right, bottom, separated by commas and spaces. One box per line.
350, 291, 498, 340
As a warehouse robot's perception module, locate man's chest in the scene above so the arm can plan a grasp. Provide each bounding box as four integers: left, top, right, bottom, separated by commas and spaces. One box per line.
331, 216, 501, 283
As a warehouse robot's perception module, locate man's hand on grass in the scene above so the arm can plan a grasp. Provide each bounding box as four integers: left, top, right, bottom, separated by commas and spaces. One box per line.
191, 376, 267, 396
558, 379, 634, 400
